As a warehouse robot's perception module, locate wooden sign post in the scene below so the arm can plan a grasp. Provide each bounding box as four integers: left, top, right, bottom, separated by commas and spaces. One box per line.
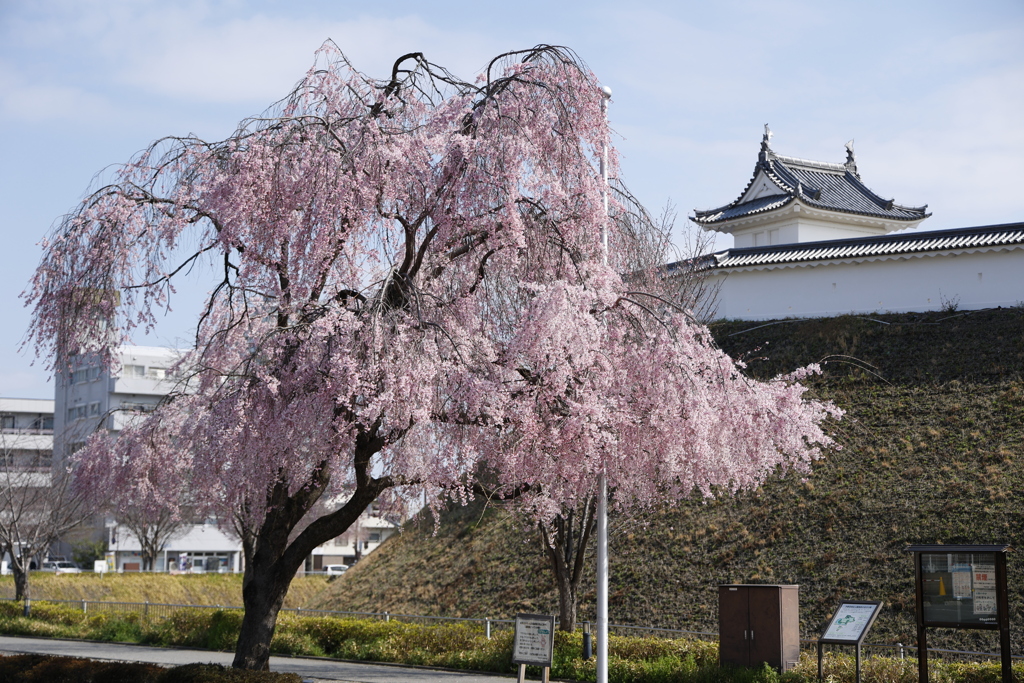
512, 613, 555, 683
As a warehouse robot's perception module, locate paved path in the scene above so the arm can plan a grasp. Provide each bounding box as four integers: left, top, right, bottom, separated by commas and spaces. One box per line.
0, 635, 517, 682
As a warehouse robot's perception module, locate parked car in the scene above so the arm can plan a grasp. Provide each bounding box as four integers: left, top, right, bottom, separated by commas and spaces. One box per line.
324, 564, 348, 576
41, 561, 81, 574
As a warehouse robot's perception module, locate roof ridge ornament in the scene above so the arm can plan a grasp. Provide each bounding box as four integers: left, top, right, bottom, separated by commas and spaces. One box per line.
844, 139, 859, 178
759, 124, 774, 162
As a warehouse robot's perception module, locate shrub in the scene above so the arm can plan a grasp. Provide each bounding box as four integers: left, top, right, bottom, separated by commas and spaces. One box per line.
0, 653, 165, 682
28, 601, 86, 626
93, 612, 145, 643
269, 629, 324, 657
148, 608, 223, 648
205, 610, 244, 651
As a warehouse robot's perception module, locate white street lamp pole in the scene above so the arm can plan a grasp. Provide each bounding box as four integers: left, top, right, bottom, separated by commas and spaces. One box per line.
597, 83, 612, 683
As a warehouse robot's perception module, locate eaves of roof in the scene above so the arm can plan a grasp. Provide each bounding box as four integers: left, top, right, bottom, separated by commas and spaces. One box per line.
708, 222, 1024, 270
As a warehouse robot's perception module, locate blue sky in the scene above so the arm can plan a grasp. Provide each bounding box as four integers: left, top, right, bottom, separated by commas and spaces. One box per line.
2, 0, 1022, 399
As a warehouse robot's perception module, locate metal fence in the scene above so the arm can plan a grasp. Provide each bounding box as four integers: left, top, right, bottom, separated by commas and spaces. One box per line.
25, 599, 1024, 662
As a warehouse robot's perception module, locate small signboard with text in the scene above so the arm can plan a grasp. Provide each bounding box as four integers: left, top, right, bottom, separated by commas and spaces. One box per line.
512, 613, 555, 667
818, 600, 883, 683
821, 601, 882, 644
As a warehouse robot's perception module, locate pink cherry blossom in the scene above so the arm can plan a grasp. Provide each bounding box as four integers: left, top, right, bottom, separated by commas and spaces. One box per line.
25, 43, 839, 669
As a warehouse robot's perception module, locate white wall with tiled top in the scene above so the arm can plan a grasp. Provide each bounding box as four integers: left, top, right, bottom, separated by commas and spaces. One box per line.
709, 247, 1024, 321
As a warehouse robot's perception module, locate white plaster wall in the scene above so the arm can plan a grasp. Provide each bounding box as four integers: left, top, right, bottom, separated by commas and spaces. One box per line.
711, 248, 1024, 321
731, 214, 892, 247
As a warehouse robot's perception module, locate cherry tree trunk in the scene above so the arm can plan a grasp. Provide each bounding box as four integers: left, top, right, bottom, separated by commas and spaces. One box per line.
232, 562, 292, 670
555, 570, 580, 633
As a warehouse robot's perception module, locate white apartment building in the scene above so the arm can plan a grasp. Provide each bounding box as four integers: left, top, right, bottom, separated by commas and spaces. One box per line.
53, 346, 245, 571
0, 397, 54, 468
54, 346, 181, 463
0, 398, 56, 569
54, 346, 397, 572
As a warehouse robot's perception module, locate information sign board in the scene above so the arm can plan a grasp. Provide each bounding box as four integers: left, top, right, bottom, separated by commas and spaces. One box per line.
512, 613, 554, 667
821, 601, 882, 644
918, 550, 999, 626
907, 544, 1012, 683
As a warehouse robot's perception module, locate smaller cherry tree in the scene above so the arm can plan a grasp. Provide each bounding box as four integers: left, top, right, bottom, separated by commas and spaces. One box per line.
0, 438, 87, 603
76, 425, 200, 572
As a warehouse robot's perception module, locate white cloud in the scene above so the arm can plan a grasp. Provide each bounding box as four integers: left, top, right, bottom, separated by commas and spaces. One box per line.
3, 1, 502, 107
118, 14, 500, 104
0, 67, 115, 123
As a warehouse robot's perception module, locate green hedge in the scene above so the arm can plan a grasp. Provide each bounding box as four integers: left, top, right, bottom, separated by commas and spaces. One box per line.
1, 602, 1019, 683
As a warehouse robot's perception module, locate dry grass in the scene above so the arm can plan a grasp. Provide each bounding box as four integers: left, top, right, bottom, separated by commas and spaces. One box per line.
0, 573, 331, 608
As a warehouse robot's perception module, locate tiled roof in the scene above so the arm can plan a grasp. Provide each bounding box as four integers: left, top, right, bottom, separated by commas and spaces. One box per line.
693, 141, 929, 225
702, 222, 1024, 270
701, 193, 794, 222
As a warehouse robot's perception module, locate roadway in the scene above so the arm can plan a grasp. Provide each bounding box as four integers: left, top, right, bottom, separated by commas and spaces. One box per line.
0, 635, 518, 682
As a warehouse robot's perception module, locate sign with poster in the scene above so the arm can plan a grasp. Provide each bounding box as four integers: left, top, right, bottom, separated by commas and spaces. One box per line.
512, 613, 555, 667
821, 601, 882, 644
916, 550, 1001, 626
973, 561, 997, 616
907, 545, 1012, 683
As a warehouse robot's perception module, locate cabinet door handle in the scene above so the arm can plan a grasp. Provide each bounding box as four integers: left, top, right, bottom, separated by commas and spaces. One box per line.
744, 630, 748, 640
750, 630, 754, 641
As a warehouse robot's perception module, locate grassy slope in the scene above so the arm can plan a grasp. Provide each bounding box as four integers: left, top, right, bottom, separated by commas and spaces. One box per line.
0, 574, 331, 608
317, 308, 1024, 653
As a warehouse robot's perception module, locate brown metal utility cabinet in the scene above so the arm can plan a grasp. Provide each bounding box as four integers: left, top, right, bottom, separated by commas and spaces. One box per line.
719, 584, 800, 672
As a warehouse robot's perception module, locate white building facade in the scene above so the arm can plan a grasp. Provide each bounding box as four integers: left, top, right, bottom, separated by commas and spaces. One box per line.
55, 346, 399, 572
0, 398, 54, 469
53, 346, 251, 571
0, 398, 56, 569
109, 522, 244, 573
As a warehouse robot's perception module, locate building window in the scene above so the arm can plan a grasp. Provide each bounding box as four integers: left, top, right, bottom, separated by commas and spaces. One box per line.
368, 533, 381, 543
0, 415, 13, 430
146, 367, 167, 380
31, 416, 54, 431
122, 365, 145, 379
120, 402, 156, 414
